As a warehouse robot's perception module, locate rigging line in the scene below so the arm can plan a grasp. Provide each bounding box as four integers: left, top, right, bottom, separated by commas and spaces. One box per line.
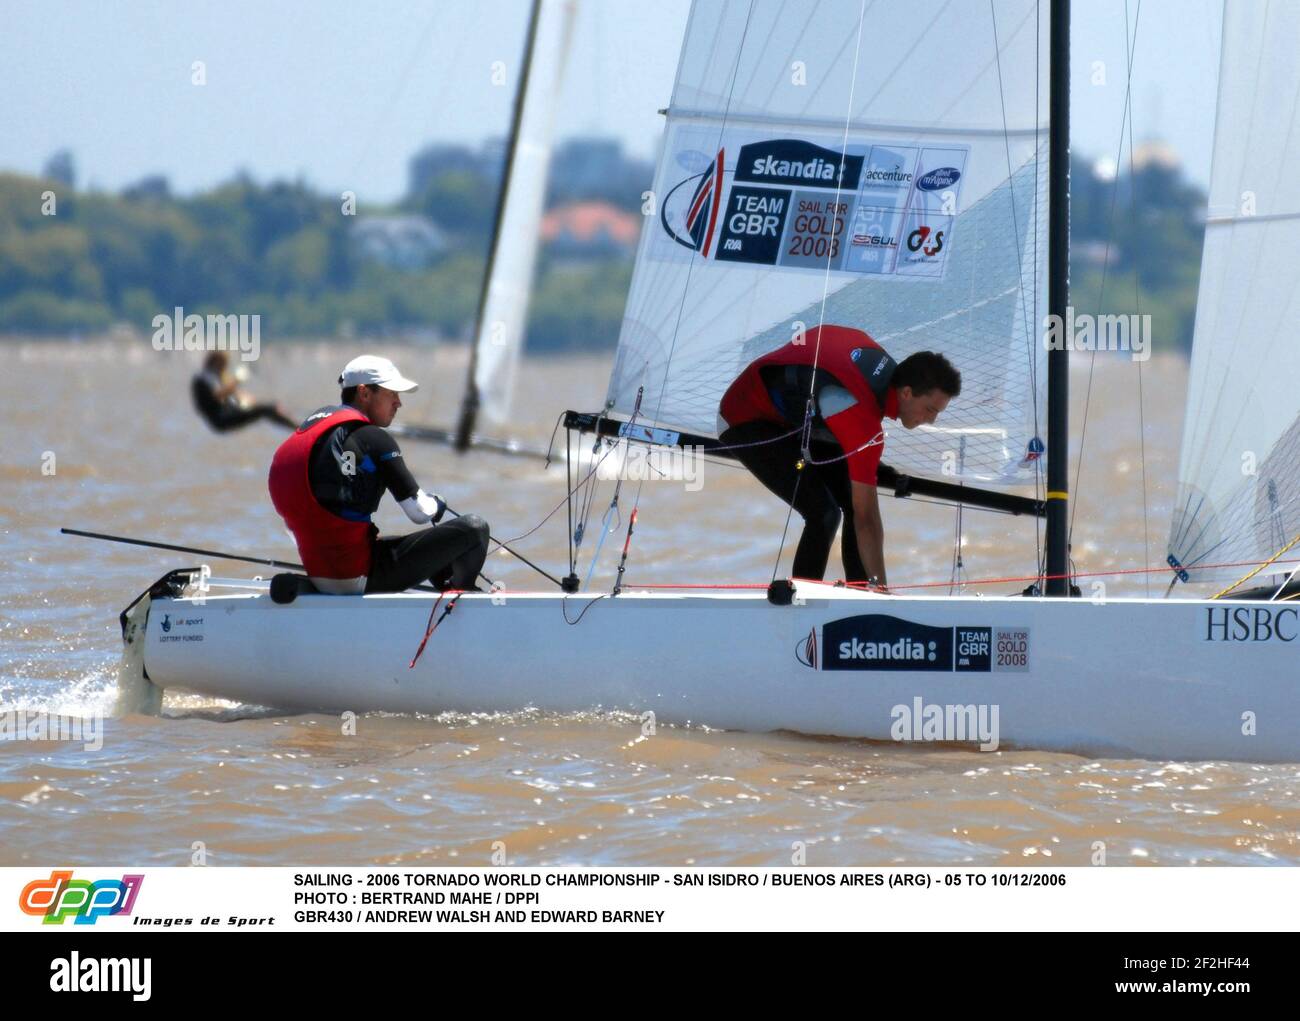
1033, 0, 1044, 578
562, 592, 607, 626
990, 0, 1047, 579
580, 387, 644, 588
989, 1, 1038, 417
805, 0, 870, 401
1122, 0, 1152, 598
566, 423, 576, 575
769, 459, 807, 584
643, 2, 755, 446
1269, 558, 1300, 601
1069, 0, 1142, 547
616, 2, 757, 592
505, 418, 630, 547
1212, 531, 1300, 600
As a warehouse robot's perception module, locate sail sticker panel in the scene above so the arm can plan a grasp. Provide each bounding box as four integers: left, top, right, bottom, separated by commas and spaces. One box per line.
657, 126, 968, 281
808, 614, 1031, 672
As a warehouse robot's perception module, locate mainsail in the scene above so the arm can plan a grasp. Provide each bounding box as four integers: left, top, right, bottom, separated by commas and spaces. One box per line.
1167, 0, 1300, 585
607, 0, 1050, 484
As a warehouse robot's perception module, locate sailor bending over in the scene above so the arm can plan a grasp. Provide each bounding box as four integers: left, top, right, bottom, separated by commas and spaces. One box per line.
269, 355, 490, 594
717, 324, 960, 591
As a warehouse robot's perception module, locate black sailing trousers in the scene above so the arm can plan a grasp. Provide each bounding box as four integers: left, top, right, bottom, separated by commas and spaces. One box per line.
365, 515, 491, 593
719, 421, 867, 583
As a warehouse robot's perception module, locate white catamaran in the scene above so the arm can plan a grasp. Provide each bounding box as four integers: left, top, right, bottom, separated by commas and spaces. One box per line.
119, 0, 1300, 763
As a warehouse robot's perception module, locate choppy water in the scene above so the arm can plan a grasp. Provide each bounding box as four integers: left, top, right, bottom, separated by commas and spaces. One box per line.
2, 338, 1297, 865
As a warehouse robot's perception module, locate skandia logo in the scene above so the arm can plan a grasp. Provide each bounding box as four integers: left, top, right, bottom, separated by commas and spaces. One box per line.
20, 870, 145, 925
734, 139, 864, 190
662, 147, 726, 257
839, 636, 939, 662
817, 614, 955, 672
916, 166, 961, 191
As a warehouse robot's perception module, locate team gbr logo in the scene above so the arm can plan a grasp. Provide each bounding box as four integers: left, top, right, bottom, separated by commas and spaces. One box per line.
661, 147, 727, 257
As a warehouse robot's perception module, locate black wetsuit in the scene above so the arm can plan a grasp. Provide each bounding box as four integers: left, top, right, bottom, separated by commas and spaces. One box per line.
192, 373, 293, 432
304, 408, 490, 592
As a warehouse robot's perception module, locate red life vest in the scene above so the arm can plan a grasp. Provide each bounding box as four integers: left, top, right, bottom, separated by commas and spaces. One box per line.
719, 324, 894, 429
268, 407, 375, 580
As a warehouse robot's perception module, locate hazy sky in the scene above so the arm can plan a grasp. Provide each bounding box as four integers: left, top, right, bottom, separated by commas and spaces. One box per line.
0, 0, 1224, 201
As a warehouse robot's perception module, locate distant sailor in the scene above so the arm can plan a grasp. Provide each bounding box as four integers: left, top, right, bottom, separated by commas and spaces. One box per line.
192, 351, 296, 432
717, 324, 960, 590
268, 355, 491, 594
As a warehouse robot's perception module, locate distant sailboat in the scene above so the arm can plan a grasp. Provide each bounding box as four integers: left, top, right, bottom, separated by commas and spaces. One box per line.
395, 0, 577, 460
122, 0, 1300, 762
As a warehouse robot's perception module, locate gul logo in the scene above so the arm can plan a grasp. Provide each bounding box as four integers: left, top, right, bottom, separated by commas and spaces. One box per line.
734, 139, 863, 190
20, 870, 145, 925
907, 225, 945, 256
916, 166, 961, 191
662, 147, 726, 257
851, 231, 897, 248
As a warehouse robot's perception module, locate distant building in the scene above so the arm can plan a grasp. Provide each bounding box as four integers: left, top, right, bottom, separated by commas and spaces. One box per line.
1131, 138, 1181, 173
352, 214, 447, 270
541, 201, 640, 260
1073, 239, 1119, 269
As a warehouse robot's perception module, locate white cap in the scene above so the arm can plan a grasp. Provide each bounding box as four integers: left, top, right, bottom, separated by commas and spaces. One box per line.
338, 355, 419, 393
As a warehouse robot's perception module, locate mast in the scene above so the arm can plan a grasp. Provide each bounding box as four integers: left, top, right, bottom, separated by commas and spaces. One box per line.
1045, 0, 1071, 596
454, 0, 543, 452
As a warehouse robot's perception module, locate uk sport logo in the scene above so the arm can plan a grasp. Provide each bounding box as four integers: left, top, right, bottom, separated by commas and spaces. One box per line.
19, 870, 145, 925
662, 148, 725, 257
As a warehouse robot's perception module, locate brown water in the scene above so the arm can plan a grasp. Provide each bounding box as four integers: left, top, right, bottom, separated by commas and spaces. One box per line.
1, 338, 1297, 866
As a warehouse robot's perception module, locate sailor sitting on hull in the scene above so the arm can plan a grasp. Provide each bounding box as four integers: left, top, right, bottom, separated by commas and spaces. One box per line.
269, 355, 490, 595
717, 324, 960, 591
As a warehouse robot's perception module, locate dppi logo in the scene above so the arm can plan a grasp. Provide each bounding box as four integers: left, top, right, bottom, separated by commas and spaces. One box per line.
160, 614, 171, 633
662, 147, 726, 257
907, 225, 944, 256
20, 870, 144, 925
796, 628, 819, 669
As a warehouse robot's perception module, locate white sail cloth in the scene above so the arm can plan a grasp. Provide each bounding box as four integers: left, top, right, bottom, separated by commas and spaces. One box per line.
607, 0, 1050, 484
473, 0, 576, 425
1167, 0, 1300, 585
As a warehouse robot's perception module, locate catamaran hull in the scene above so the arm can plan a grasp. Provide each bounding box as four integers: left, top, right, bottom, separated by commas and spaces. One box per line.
134, 584, 1300, 763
